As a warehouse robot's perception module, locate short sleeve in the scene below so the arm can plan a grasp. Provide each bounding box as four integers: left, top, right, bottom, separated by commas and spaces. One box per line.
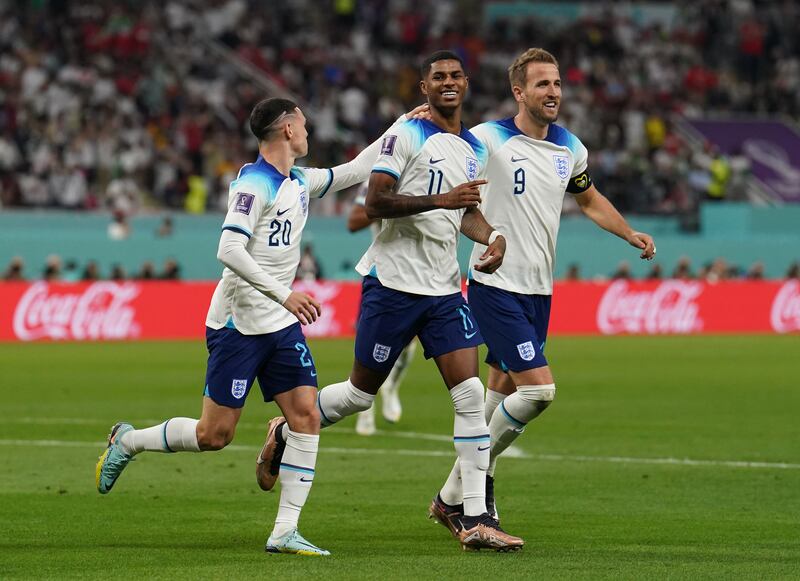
221, 175, 272, 238
570, 136, 589, 177
291, 166, 333, 199
371, 123, 413, 182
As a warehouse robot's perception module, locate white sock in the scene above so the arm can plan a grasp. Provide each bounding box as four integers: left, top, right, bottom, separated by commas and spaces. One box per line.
450, 377, 490, 516
317, 379, 375, 427
484, 389, 507, 424
439, 387, 507, 505
488, 384, 555, 476
120, 418, 200, 455
271, 429, 319, 538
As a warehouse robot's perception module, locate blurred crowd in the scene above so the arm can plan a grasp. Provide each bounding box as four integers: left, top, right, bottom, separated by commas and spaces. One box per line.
1, 0, 799, 219
5, 253, 799, 283
564, 258, 800, 282
2, 255, 181, 282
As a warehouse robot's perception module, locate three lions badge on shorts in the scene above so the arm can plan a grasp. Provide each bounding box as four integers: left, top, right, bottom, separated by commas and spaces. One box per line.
373, 343, 391, 363
517, 341, 535, 361
231, 379, 247, 399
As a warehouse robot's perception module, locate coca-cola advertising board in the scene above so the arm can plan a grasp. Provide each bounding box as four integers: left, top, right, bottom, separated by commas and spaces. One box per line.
0, 280, 798, 342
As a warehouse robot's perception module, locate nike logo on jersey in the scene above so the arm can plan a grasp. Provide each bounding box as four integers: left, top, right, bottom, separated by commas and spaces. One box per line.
465, 330, 478, 339
276, 208, 291, 216
429, 157, 446, 164
511, 156, 528, 162
311, 371, 317, 377
299, 477, 314, 483
478, 445, 490, 451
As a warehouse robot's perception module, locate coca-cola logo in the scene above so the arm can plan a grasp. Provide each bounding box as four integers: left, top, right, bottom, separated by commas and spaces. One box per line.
597, 280, 704, 335
770, 280, 800, 333
13, 282, 141, 341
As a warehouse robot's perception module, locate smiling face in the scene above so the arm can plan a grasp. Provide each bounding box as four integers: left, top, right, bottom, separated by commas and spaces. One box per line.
514, 62, 561, 126
420, 59, 469, 114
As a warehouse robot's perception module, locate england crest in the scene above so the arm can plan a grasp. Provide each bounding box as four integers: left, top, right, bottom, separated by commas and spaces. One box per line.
517, 341, 535, 361
553, 155, 570, 180
373, 343, 391, 363
231, 379, 248, 399
466, 156, 479, 180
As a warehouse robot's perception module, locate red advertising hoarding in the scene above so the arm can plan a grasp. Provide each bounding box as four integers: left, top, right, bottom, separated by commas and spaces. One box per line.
0, 279, 798, 342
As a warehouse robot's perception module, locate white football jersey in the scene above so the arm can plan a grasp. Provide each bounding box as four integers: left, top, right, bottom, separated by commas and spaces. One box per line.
206, 158, 334, 334
355, 119, 488, 295
468, 118, 589, 295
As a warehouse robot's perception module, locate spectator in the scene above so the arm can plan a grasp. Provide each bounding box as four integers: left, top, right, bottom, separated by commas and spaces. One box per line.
3, 257, 25, 281
296, 244, 322, 281
564, 263, 581, 281
611, 261, 632, 280
110, 264, 127, 281
161, 259, 181, 280
746, 261, 765, 280
137, 261, 157, 280
82, 261, 100, 281
787, 261, 800, 279
646, 264, 663, 280
42, 255, 62, 281
108, 210, 132, 240
156, 216, 174, 237
62, 260, 82, 283
672, 257, 694, 280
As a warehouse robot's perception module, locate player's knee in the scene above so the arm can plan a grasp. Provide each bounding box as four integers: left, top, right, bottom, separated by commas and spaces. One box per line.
288, 405, 321, 433
451, 377, 485, 418
196, 425, 234, 451
518, 384, 556, 413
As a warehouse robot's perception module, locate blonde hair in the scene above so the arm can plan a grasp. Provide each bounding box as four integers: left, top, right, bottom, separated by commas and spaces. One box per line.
508, 48, 559, 88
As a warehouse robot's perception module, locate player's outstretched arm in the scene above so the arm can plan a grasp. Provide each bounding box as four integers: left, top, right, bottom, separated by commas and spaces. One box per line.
316, 105, 432, 197
365, 173, 486, 219
575, 185, 656, 260
460, 207, 507, 274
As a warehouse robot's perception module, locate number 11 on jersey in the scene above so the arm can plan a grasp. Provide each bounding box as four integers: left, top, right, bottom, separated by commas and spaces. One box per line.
427, 169, 444, 195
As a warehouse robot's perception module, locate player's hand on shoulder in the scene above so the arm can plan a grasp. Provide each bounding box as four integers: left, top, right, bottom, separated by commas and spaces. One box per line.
438, 180, 486, 210
405, 104, 431, 120
627, 231, 656, 261
474, 234, 506, 274
283, 291, 322, 325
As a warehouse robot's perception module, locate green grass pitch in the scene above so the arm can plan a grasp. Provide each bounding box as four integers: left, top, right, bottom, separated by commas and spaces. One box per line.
1, 335, 799, 579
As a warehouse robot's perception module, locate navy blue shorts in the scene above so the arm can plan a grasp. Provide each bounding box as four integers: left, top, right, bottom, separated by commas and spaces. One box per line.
354, 276, 483, 373
204, 323, 317, 408
468, 281, 551, 372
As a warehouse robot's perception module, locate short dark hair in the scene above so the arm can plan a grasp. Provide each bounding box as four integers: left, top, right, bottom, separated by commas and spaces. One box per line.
420, 50, 464, 78
249, 97, 299, 141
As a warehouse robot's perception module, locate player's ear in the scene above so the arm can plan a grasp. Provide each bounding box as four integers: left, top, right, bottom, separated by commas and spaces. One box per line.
511, 85, 524, 103
420, 79, 429, 96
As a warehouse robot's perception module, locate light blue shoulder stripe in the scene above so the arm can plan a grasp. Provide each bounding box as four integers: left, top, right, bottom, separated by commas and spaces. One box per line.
231, 173, 279, 206
372, 167, 400, 180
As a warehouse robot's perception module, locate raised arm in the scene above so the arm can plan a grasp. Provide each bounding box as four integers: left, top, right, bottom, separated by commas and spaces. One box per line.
460, 207, 507, 274
574, 185, 656, 260
312, 105, 433, 197
365, 172, 486, 220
